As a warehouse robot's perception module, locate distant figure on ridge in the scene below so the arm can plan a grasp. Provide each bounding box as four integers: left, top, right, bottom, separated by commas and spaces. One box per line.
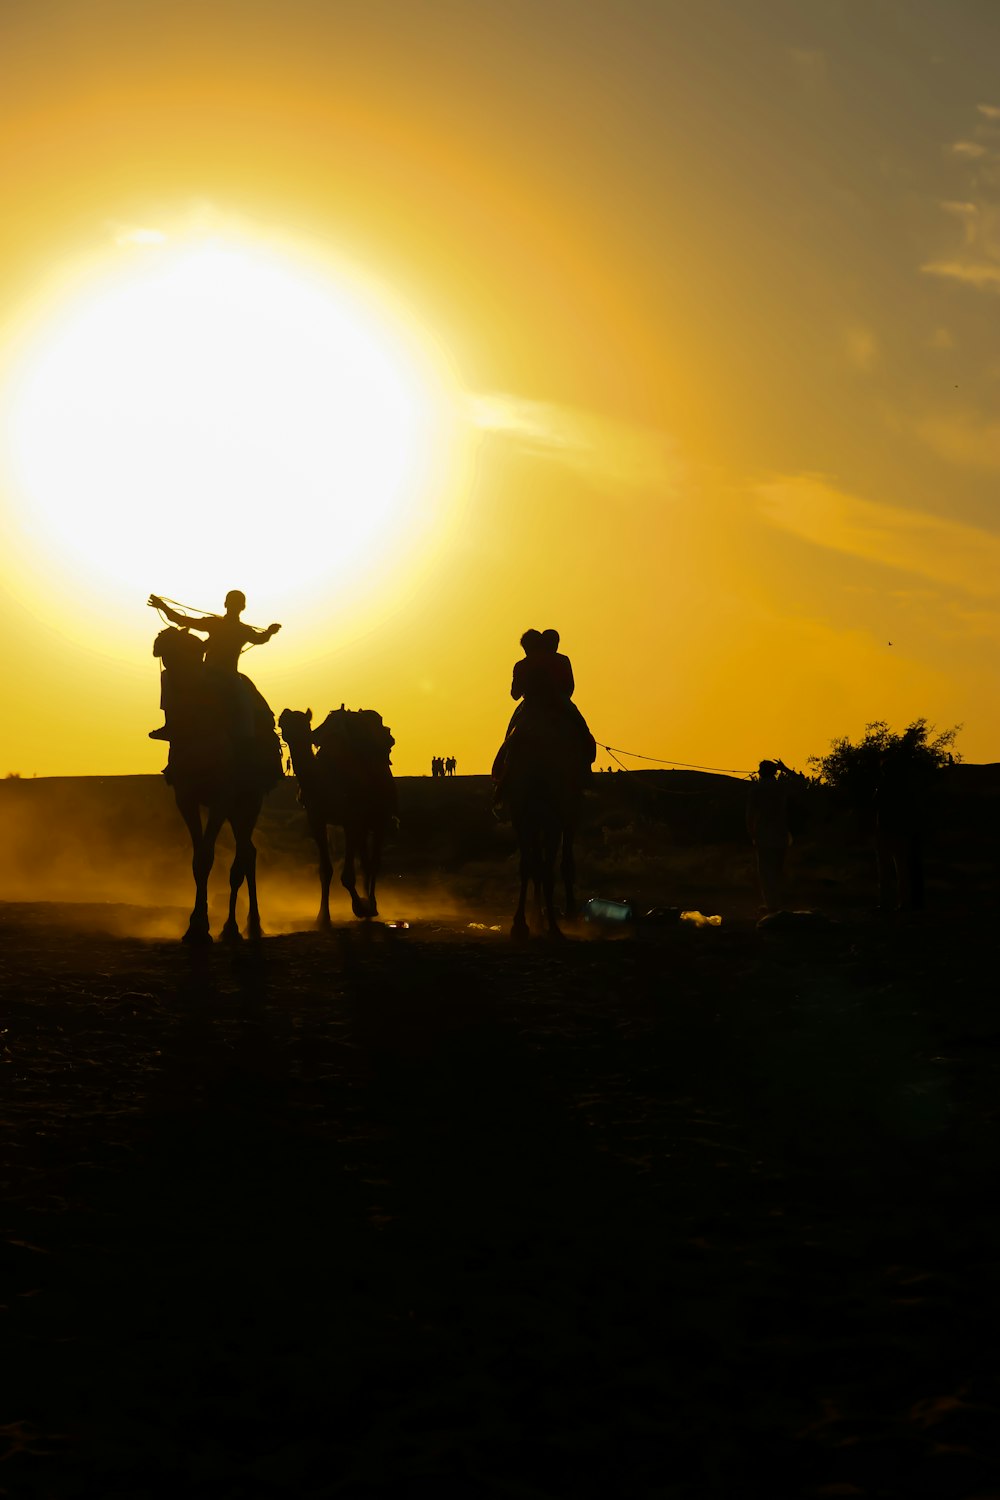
746, 759, 794, 914
148, 591, 281, 741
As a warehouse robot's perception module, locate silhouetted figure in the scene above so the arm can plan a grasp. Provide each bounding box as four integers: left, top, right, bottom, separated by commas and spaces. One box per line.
873, 748, 925, 912
445, 755, 456, 776
490, 628, 590, 936
148, 592, 281, 740
494, 627, 597, 796
150, 622, 207, 738
747, 760, 792, 914
538, 628, 597, 767
511, 628, 569, 705
279, 707, 396, 923
151, 623, 284, 942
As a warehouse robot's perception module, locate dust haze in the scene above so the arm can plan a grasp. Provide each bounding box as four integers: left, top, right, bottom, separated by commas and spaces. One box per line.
0, 773, 522, 939
10, 763, 972, 938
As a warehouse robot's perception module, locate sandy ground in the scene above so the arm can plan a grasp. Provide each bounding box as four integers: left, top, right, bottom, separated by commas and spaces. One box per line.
2, 891, 999, 1499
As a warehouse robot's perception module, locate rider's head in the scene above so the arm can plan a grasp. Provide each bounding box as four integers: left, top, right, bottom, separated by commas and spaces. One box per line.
520, 628, 543, 655
540, 628, 560, 652
758, 760, 778, 780
224, 590, 246, 614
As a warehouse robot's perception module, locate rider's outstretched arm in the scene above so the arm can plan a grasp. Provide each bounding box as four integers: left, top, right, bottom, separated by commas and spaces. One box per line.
245, 622, 282, 644
148, 595, 214, 631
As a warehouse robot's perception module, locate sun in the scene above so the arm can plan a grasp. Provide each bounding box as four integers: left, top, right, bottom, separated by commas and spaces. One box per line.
0, 229, 459, 627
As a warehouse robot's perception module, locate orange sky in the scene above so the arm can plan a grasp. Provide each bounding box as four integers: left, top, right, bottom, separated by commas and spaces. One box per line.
1, 0, 998, 777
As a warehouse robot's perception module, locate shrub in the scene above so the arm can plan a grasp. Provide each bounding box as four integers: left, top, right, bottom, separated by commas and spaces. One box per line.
807, 719, 960, 816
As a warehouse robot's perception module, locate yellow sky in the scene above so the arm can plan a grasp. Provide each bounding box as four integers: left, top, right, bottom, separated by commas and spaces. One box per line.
1, 0, 998, 777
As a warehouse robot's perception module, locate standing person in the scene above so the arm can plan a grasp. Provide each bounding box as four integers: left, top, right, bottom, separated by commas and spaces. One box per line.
746, 760, 792, 914
147, 591, 281, 739
873, 749, 925, 912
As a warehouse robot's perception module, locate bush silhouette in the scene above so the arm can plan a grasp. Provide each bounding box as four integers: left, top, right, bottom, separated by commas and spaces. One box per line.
808, 719, 960, 828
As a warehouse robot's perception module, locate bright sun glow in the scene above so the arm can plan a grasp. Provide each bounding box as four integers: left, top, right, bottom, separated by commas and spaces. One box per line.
0, 233, 458, 623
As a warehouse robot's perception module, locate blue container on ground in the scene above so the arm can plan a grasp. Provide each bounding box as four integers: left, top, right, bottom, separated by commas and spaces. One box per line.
582, 897, 634, 924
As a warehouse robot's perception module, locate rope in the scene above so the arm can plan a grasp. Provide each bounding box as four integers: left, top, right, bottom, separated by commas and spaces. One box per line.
597, 742, 753, 777
150, 595, 268, 653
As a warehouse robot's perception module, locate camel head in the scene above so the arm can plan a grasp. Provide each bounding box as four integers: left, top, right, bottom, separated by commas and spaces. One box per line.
278, 708, 314, 755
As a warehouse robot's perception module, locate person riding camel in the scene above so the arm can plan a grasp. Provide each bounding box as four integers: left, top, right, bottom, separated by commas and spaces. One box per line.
511, 628, 572, 706
536, 629, 597, 770
148, 590, 281, 741
493, 627, 597, 797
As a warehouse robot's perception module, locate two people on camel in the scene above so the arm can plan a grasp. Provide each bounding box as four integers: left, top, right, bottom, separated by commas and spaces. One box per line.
493, 627, 597, 795
148, 590, 281, 742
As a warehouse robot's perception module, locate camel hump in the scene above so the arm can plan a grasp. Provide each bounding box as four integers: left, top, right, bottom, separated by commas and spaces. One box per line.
313, 707, 394, 765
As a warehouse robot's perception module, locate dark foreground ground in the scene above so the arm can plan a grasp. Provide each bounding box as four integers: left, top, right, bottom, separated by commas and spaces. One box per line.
2, 897, 999, 1499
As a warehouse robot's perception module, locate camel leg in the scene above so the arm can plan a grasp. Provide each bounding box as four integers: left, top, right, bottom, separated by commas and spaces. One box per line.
175, 796, 210, 943
223, 811, 260, 942
240, 796, 264, 939
541, 826, 563, 938
308, 813, 334, 928
367, 829, 382, 918
342, 828, 369, 919
561, 828, 578, 919
183, 802, 223, 944
222, 841, 247, 943
511, 822, 533, 941
243, 842, 262, 939
358, 835, 372, 908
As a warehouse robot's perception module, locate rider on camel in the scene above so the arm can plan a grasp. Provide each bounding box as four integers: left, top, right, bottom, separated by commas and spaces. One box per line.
511, 628, 573, 705
493, 627, 597, 795
536, 628, 597, 768
148, 590, 281, 740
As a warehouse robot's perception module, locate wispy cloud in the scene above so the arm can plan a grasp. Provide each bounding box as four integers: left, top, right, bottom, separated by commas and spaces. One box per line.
922, 259, 1000, 289
468, 393, 682, 494
755, 473, 1000, 596
940, 200, 979, 245
924, 110, 1000, 290
918, 411, 1000, 472
111, 224, 167, 246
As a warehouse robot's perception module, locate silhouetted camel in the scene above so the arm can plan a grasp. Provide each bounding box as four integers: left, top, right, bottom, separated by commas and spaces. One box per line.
278, 707, 396, 924
500, 709, 582, 939
153, 627, 283, 942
